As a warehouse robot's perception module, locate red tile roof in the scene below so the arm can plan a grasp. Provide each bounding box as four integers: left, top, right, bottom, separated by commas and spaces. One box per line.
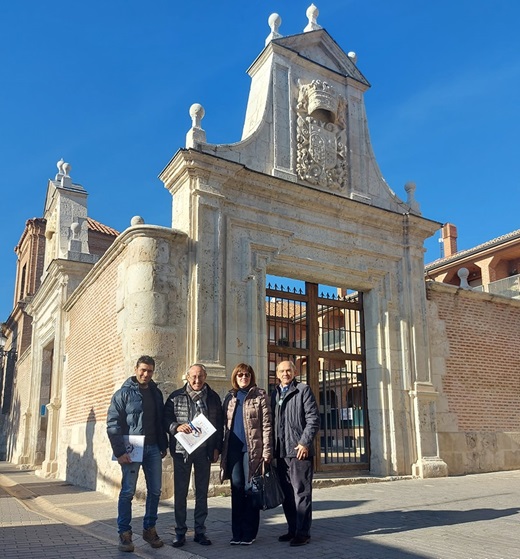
87, 217, 119, 237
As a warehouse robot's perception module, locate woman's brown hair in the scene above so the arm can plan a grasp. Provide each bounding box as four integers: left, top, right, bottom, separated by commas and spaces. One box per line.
230, 363, 256, 391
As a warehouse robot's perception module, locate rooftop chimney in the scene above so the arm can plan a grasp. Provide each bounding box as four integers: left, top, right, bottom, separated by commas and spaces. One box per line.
442, 223, 458, 257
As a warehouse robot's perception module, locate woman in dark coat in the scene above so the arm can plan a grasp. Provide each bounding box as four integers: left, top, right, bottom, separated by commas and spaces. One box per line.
220, 363, 273, 546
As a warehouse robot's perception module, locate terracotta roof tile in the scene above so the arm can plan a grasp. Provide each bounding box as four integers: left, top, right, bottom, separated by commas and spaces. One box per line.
87, 217, 119, 237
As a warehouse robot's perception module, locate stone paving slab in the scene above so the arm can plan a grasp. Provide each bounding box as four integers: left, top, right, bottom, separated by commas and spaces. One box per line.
1, 462, 520, 559
0, 485, 130, 559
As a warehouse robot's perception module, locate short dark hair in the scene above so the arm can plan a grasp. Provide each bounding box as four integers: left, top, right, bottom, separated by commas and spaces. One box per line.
136, 355, 155, 369
230, 363, 256, 391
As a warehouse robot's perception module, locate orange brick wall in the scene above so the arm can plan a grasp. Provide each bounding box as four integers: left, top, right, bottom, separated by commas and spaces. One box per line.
64, 251, 125, 428
428, 285, 520, 431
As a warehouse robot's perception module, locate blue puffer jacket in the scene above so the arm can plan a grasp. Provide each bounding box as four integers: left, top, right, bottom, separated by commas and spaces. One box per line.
107, 376, 168, 458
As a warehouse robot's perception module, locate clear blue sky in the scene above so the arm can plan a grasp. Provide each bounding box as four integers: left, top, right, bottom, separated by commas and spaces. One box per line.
1, 0, 519, 320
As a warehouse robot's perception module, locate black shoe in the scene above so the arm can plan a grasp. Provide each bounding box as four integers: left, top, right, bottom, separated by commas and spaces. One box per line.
194, 533, 212, 546
172, 534, 186, 548
278, 533, 295, 542
290, 535, 311, 546
240, 538, 255, 545
230, 539, 241, 545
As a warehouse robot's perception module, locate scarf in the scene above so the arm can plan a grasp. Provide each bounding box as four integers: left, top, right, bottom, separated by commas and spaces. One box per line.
187, 383, 208, 417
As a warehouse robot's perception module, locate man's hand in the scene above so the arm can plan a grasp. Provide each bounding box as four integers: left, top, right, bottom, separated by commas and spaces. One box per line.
177, 423, 194, 434
117, 453, 132, 464
295, 444, 308, 460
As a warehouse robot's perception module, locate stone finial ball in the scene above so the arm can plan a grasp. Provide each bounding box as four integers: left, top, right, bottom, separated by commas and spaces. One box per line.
70, 222, 80, 238
189, 103, 205, 121
268, 13, 281, 30
404, 181, 416, 194
131, 216, 145, 226
307, 3, 319, 19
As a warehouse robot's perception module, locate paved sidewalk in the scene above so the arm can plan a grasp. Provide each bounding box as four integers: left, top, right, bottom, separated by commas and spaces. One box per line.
1, 461, 520, 559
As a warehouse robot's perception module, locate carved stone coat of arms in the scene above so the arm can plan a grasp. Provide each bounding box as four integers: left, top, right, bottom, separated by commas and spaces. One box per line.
296, 79, 347, 190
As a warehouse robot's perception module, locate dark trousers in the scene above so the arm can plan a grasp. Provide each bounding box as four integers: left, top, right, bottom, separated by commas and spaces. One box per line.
173, 448, 211, 536
228, 447, 260, 541
276, 456, 313, 538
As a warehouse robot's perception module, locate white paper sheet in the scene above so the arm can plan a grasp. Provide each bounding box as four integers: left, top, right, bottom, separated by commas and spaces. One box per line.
174, 414, 217, 454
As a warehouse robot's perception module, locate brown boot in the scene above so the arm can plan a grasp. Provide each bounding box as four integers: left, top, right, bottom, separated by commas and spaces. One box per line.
118, 531, 134, 552
143, 526, 164, 548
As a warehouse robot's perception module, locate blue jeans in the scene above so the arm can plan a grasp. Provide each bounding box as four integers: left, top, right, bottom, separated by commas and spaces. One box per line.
117, 444, 162, 533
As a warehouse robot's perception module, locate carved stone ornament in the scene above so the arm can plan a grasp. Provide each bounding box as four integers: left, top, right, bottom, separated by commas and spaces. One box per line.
296, 79, 347, 190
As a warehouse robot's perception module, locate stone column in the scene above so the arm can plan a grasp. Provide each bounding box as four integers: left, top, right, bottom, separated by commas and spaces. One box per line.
18, 411, 32, 466
40, 279, 67, 478
40, 399, 61, 476
403, 219, 447, 478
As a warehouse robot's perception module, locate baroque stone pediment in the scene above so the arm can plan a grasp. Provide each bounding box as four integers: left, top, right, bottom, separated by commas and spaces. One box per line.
187, 16, 413, 215
272, 30, 369, 87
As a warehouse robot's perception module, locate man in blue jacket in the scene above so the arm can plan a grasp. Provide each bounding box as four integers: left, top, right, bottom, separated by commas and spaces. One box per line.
271, 360, 320, 547
107, 355, 168, 552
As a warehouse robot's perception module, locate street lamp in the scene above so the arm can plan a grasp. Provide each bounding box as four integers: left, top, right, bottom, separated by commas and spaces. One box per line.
0, 331, 7, 357
0, 331, 17, 362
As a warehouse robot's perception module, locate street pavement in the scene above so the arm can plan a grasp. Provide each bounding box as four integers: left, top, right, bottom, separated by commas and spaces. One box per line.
1, 461, 519, 559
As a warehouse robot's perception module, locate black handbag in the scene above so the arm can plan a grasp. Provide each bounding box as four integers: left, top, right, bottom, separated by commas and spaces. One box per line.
249, 461, 285, 510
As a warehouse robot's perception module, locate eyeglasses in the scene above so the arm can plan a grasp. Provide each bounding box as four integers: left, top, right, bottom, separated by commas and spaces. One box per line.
237, 372, 251, 378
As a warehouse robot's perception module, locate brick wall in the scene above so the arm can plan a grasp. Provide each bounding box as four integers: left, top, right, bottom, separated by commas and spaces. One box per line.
88, 230, 116, 259
13, 218, 46, 305
64, 250, 125, 428
427, 282, 520, 473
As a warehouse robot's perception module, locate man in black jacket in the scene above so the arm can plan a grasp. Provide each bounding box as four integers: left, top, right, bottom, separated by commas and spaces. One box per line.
164, 363, 223, 548
271, 360, 320, 547
107, 355, 168, 552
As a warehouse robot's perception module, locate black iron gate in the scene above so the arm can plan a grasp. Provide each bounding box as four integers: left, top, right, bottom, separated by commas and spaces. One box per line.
266, 280, 369, 472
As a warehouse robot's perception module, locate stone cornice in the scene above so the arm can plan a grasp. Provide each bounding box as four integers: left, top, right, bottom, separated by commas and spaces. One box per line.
163, 149, 439, 242
159, 148, 242, 194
